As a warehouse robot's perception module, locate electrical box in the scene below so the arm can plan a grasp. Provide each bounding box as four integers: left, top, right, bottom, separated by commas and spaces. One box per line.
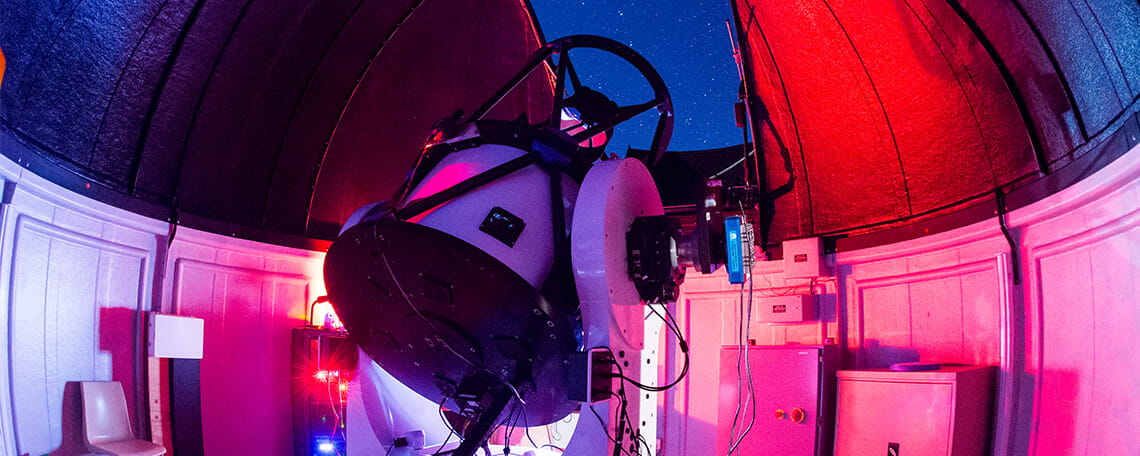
717, 345, 840, 456
835, 365, 996, 456
567, 348, 615, 403
292, 327, 358, 456
148, 313, 204, 359
783, 237, 824, 278
755, 294, 814, 322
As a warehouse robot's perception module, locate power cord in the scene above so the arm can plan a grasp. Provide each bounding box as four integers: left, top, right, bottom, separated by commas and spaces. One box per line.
609, 303, 690, 392
325, 373, 344, 456
432, 399, 457, 455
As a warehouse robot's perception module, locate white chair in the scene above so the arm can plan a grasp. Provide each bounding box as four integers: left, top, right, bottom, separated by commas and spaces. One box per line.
80, 381, 166, 456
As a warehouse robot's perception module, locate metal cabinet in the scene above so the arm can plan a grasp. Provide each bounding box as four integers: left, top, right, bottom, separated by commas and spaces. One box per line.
717, 345, 840, 456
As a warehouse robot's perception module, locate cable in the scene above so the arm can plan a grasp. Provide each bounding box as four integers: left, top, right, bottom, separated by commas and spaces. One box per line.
582, 380, 649, 456
610, 390, 653, 456
587, 403, 635, 456
586, 392, 646, 456
727, 206, 750, 454
433, 399, 458, 455
616, 389, 654, 456
596, 351, 661, 456
307, 295, 330, 327
726, 280, 747, 453
519, 400, 541, 450
323, 373, 344, 456
611, 305, 689, 392
996, 188, 1022, 285
502, 380, 527, 405
378, 253, 476, 367
502, 401, 518, 456
740, 224, 760, 448
579, 303, 685, 454
728, 212, 759, 455
611, 390, 626, 456
580, 356, 661, 456
382, 247, 536, 444
734, 264, 759, 452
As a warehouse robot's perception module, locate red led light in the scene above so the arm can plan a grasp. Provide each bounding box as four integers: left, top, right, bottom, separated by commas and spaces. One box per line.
315, 370, 343, 382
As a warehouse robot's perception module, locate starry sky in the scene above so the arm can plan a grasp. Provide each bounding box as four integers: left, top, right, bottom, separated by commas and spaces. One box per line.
530, 0, 743, 152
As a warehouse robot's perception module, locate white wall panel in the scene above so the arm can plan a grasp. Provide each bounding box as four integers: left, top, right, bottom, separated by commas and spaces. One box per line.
0, 158, 165, 456
165, 228, 324, 456
960, 268, 1002, 365
845, 260, 1002, 368
1033, 247, 1095, 455
1022, 203, 1140, 455
659, 296, 721, 456
1086, 228, 1140, 455
7, 222, 154, 455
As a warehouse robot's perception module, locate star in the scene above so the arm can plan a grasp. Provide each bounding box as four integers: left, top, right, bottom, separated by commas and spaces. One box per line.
531, 0, 741, 152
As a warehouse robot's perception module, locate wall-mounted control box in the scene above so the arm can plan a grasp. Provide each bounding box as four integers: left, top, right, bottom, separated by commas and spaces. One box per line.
783, 237, 825, 278
756, 294, 814, 323
148, 313, 204, 359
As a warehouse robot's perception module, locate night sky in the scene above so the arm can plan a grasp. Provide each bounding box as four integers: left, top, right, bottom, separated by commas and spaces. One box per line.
530, 0, 743, 153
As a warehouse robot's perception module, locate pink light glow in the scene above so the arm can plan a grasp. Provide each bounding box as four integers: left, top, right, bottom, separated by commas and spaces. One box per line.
406, 162, 485, 202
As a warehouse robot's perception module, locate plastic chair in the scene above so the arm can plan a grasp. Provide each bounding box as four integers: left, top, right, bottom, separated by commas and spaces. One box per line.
80, 381, 166, 456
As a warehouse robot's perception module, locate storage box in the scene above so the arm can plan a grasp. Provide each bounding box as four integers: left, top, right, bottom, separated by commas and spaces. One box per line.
834, 365, 996, 456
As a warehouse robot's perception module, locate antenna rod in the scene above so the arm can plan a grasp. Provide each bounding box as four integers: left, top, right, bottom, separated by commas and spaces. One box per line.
725, 19, 761, 193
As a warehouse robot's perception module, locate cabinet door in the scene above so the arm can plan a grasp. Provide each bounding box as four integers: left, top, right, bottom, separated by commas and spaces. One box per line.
718, 347, 822, 455
835, 379, 953, 456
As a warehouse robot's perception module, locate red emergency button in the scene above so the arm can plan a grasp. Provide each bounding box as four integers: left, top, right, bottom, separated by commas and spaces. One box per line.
791, 408, 807, 423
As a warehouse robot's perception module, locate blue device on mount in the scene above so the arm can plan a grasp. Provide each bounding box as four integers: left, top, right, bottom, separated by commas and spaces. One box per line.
725, 216, 745, 284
